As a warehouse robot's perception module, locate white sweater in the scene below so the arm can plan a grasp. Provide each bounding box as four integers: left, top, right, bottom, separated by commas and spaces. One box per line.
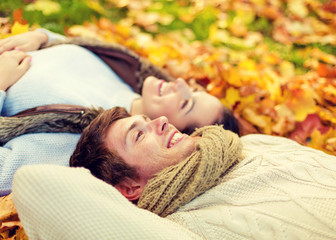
167, 134, 336, 239
0, 42, 140, 196
12, 134, 336, 240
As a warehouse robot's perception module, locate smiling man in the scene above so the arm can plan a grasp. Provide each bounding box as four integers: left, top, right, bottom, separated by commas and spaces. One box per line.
104, 114, 198, 196
69, 107, 240, 209
12, 107, 336, 240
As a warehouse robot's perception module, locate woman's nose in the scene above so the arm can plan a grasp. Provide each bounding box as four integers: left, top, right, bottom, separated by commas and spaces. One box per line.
175, 78, 191, 100
149, 116, 169, 135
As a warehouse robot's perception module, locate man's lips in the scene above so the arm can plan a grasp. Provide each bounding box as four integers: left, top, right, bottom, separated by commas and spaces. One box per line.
167, 131, 183, 148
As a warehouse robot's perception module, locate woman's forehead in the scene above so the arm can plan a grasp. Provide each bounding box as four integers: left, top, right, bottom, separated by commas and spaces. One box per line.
188, 92, 223, 125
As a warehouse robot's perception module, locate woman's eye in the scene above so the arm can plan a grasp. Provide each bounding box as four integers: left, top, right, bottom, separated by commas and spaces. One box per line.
136, 131, 144, 142
181, 99, 189, 109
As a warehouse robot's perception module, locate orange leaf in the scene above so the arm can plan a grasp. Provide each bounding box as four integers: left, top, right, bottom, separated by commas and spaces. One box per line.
307, 128, 336, 155
13, 9, 28, 25
316, 63, 336, 78
0, 194, 18, 222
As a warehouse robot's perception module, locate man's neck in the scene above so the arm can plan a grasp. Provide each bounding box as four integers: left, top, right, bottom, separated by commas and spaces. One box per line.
130, 98, 144, 116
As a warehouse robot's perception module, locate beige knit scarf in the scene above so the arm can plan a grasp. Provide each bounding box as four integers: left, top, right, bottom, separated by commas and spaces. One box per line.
137, 125, 243, 217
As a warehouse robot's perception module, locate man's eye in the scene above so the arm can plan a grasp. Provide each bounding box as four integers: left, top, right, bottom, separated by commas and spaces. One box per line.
136, 131, 144, 142
181, 100, 189, 109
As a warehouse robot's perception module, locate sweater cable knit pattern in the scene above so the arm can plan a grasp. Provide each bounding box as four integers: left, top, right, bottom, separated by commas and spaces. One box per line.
167, 134, 336, 239
137, 126, 243, 217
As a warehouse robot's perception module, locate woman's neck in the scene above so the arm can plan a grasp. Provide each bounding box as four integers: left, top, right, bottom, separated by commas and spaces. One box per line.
130, 97, 144, 116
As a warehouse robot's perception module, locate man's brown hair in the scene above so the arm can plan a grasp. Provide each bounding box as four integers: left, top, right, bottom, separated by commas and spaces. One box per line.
70, 107, 138, 186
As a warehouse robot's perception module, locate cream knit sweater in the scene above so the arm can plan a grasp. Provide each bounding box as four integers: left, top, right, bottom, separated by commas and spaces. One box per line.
12, 134, 336, 240
167, 134, 336, 239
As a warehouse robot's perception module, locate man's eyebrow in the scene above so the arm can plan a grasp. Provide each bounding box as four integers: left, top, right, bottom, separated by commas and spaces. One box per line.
142, 114, 150, 122
186, 96, 195, 115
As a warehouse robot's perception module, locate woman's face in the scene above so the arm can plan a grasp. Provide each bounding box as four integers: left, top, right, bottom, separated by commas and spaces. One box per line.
141, 76, 224, 131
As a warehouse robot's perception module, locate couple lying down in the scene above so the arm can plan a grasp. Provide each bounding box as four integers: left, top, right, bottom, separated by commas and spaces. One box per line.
12, 106, 336, 240
0, 29, 239, 196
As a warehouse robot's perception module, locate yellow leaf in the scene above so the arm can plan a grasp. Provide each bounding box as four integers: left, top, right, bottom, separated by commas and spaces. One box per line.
221, 87, 240, 107
279, 61, 295, 79
241, 107, 273, 134
11, 21, 29, 35
209, 24, 230, 44
274, 104, 295, 119
264, 53, 280, 65
286, 90, 316, 122
259, 69, 282, 102
147, 45, 176, 67
226, 68, 242, 87
288, 0, 309, 18
86, 0, 107, 15
317, 106, 336, 124
240, 94, 256, 107
238, 59, 256, 71
115, 23, 131, 39
26, 0, 61, 15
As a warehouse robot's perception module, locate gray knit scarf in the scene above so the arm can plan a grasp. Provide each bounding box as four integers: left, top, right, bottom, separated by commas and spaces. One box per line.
0, 105, 103, 146
137, 125, 243, 217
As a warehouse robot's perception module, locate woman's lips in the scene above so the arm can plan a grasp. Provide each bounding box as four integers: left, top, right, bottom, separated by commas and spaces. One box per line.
158, 80, 164, 96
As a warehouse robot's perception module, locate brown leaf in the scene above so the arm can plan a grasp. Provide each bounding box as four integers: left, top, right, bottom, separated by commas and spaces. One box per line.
289, 114, 330, 144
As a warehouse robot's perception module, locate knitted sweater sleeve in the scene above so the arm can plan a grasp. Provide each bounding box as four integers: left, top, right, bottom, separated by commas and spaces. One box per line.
0, 90, 12, 196
12, 165, 202, 240
0, 90, 5, 113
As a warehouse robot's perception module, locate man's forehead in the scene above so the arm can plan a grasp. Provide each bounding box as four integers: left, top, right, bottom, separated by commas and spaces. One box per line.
106, 115, 146, 149
105, 117, 132, 150
110, 115, 141, 130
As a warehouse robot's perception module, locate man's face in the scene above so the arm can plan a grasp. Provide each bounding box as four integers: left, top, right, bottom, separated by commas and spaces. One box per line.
105, 115, 198, 182
141, 76, 224, 131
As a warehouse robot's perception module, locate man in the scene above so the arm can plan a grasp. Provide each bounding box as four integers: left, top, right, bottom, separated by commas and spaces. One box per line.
69, 107, 242, 213
12, 108, 336, 239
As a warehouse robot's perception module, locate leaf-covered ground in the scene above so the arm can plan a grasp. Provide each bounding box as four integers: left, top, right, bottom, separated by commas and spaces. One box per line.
1, 0, 336, 157
0, 1, 336, 239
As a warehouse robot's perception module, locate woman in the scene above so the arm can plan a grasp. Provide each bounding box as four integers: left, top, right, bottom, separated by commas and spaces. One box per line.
0, 30, 238, 196
0, 30, 238, 133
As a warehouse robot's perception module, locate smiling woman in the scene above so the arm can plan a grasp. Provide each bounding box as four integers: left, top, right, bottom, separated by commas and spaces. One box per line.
131, 76, 233, 134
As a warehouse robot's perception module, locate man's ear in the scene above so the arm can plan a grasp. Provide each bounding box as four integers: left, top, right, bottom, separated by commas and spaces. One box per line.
114, 178, 146, 201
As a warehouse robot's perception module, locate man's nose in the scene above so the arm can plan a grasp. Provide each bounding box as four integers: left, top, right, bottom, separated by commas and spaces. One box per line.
174, 78, 191, 100
149, 116, 169, 135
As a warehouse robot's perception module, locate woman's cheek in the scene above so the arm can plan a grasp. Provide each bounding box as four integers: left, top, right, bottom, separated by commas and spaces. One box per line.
162, 104, 177, 118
